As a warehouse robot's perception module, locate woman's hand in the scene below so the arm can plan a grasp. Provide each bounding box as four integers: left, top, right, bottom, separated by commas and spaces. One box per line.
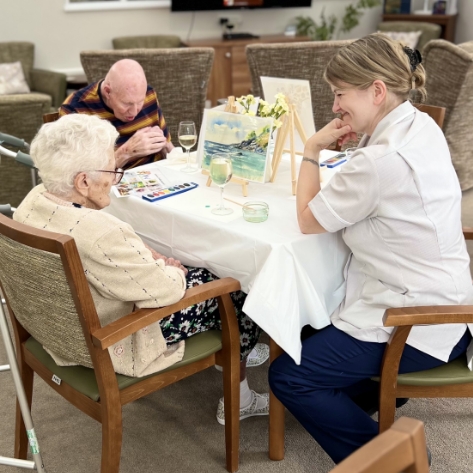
165, 257, 188, 276
145, 244, 188, 275
306, 118, 356, 153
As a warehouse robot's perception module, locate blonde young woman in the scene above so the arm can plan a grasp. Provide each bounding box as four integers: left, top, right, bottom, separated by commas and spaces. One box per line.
269, 33, 473, 464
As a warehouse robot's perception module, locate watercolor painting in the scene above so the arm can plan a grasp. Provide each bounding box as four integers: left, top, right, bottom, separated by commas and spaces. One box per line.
198, 109, 273, 183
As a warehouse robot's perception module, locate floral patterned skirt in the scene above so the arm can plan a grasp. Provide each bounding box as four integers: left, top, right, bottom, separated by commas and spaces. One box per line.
159, 267, 261, 360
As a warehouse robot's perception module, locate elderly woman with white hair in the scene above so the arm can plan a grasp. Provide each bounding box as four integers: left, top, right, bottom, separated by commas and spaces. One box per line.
14, 113, 269, 424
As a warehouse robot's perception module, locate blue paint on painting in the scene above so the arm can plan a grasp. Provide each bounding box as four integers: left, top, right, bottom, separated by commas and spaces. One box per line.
203, 141, 267, 183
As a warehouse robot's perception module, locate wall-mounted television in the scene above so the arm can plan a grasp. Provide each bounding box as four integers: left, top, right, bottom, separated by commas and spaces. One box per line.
171, 0, 312, 12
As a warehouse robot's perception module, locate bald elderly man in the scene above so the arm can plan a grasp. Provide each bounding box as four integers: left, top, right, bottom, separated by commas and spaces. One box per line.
60, 59, 174, 169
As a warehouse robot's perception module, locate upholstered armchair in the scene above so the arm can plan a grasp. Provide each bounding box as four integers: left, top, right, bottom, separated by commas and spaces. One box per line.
421, 40, 473, 192
0, 42, 67, 207
246, 40, 351, 133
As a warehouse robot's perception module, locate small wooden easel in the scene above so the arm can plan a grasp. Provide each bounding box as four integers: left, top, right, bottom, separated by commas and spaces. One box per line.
203, 96, 250, 197
270, 102, 307, 195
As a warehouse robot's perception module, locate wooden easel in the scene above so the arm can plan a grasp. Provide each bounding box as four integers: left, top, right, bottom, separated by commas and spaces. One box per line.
203, 96, 250, 197
270, 103, 307, 195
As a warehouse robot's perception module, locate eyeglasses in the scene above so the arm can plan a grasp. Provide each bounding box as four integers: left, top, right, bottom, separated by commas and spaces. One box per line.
94, 168, 124, 185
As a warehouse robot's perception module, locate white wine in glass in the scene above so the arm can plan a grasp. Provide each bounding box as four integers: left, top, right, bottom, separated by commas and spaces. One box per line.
178, 121, 197, 173
210, 153, 233, 216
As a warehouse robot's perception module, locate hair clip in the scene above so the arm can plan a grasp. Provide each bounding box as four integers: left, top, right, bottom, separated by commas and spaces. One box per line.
403, 46, 422, 72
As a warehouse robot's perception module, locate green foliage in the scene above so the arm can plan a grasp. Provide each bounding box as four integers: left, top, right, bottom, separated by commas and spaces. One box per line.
295, 0, 381, 41
295, 8, 336, 41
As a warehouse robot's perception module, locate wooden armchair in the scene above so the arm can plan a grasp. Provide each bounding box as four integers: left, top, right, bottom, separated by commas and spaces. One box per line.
0, 214, 241, 473
376, 227, 473, 433
331, 417, 429, 473
269, 227, 473, 461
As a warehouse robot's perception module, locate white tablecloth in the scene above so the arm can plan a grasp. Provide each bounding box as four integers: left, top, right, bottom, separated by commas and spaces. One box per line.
106, 153, 350, 364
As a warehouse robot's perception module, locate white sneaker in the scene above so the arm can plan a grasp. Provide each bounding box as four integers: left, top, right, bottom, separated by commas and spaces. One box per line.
246, 343, 270, 367
215, 343, 270, 371
216, 390, 269, 425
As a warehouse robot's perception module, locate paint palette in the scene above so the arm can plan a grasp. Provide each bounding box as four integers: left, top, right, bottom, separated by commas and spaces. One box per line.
142, 182, 199, 202
320, 153, 347, 168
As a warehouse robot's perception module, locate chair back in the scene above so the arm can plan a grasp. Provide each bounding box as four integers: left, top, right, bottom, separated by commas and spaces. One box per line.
377, 22, 441, 52
422, 39, 473, 191
43, 112, 59, 124
331, 417, 429, 473
413, 103, 446, 129
246, 40, 352, 132
80, 48, 214, 144
0, 42, 35, 88
112, 35, 185, 49
0, 214, 101, 368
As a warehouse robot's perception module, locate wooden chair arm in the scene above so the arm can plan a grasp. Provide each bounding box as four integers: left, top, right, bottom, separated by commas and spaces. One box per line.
463, 227, 473, 240
384, 305, 473, 327
91, 277, 241, 350
331, 417, 428, 473
378, 302, 473, 431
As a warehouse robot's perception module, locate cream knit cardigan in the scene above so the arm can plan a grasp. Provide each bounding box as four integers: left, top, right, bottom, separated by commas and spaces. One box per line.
14, 185, 187, 377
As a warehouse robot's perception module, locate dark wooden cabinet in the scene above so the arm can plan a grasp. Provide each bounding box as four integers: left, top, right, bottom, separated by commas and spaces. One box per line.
381, 13, 458, 42
188, 35, 310, 106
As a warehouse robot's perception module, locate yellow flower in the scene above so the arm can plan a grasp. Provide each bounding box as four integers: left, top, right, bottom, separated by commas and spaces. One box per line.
275, 92, 286, 101
245, 110, 256, 116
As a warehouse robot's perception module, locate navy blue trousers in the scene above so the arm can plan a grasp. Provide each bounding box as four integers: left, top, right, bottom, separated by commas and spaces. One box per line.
269, 325, 471, 464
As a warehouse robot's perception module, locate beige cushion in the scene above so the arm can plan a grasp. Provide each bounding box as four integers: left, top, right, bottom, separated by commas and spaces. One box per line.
379, 30, 423, 49
0, 61, 30, 95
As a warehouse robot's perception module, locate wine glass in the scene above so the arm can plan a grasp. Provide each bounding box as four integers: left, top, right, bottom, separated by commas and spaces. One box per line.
178, 121, 197, 173
210, 153, 233, 216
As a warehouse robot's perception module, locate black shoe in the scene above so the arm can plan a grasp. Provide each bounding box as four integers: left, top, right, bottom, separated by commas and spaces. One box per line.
357, 397, 409, 416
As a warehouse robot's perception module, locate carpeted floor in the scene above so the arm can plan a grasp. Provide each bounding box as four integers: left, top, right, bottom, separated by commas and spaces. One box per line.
1, 333, 473, 473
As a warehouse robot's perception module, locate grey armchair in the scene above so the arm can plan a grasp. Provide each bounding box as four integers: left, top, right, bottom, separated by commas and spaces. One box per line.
0, 42, 67, 207
80, 48, 214, 145
112, 35, 187, 49
422, 40, 473, 192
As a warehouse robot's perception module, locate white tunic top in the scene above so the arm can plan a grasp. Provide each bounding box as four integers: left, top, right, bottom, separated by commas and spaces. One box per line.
309, 101, 473, 362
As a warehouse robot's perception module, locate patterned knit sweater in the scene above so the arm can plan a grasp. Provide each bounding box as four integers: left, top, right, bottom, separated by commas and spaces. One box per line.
14, 185, 187, 377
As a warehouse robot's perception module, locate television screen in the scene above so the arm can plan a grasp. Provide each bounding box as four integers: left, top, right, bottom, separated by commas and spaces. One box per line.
171, 0, 312, 12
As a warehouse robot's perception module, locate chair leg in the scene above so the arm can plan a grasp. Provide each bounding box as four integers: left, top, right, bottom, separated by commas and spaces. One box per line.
14, 358, 34, 460
222, 352, 240, 472
378, 388, 397, 434
100, 407, 123, 473
269, 338, 285, 461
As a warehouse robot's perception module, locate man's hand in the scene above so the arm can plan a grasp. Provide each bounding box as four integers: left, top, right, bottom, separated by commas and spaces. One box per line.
115, 126, 171, 168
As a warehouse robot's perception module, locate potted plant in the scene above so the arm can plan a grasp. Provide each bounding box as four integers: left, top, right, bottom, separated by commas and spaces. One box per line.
295, 0, 381, 41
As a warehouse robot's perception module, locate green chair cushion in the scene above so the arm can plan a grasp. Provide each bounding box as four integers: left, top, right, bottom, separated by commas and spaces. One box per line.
372, 357, 473, 386
25, 330, 223, 402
